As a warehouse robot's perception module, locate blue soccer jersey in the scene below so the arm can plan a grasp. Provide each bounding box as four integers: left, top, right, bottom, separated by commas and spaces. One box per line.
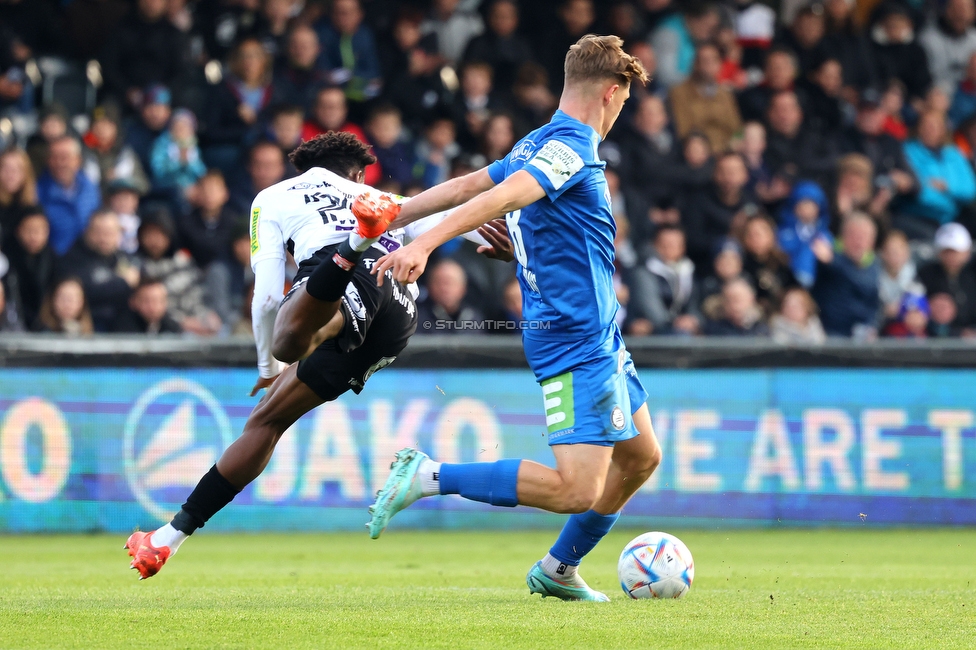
487, 110, 619, 380
489, 110, 648, 447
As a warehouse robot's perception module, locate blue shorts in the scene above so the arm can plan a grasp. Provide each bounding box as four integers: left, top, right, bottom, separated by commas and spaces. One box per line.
538, 336, 648, 447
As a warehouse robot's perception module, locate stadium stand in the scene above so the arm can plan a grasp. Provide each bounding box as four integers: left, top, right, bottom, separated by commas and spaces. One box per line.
1, 0, 976, 342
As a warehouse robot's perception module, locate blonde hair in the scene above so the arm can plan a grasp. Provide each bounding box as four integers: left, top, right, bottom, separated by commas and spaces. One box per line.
843, 210, 877, 233
837, 152, 874, 181
0, 148, 38, 207
564, 34, 649, 87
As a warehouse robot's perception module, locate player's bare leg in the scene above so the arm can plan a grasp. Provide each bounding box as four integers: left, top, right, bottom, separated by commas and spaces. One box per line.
592, 405, 662, 514
216, 365, 323, 487
272, 289, 344, 363
274, 304, 345, 363
511, 446, 612, 513
303, 312, 345, 357
126, 365, 322, 579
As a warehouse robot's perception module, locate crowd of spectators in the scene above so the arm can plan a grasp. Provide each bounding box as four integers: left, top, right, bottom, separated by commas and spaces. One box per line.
2, 0, 976, 342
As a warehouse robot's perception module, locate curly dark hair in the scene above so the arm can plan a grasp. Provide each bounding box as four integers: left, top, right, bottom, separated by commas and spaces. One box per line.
288, 131, 377, 178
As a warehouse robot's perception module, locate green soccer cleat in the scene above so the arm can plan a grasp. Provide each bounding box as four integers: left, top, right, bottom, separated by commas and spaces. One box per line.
526, 561, 610, 602
367, 447, 427, 539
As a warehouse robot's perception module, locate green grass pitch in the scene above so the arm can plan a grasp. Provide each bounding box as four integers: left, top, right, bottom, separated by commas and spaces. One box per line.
1, 529, 974, 649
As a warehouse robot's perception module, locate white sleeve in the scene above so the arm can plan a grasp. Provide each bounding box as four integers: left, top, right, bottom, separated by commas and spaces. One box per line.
251, 257, 286, 379
249, 199, 286, 267
400, 210, 490, 247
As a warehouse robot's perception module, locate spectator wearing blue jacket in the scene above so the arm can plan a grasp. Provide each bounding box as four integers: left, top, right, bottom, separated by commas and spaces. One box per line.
649, 4, 720, 88
36, 136, 101, 256
150, 109, 207, 194
778, 181, 833, 288
811, 213, 881, 337
316, 0, 382, 103
902, 110, 976, 235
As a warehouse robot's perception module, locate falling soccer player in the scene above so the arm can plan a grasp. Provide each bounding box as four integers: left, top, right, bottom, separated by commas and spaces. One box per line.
365, 35, 663, 602
124, 132, 512, 579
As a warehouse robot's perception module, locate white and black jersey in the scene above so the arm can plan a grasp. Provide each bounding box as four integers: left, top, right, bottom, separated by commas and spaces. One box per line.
249, 167, 487, 380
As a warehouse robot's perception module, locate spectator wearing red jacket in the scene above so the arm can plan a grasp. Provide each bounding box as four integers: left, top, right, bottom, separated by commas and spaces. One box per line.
302, 86, 380, 185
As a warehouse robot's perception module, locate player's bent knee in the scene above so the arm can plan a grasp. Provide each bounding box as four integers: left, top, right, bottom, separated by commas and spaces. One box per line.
623, 436, 663, 476
272, 329, 305, 364
629, 445, 662, 482
555, 483, 602, 514
646, 441, 663, 473
561, 495, 600, 514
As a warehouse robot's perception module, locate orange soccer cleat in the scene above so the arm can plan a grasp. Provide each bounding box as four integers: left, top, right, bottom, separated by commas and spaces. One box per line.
124, 530, 171, 580
351, 192, 401, 238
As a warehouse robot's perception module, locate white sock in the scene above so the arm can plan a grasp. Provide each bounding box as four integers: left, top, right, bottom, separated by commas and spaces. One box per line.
349, 232, 378, 252
418, 458, 442, 497
541, 553, 580, 581
150, 523, 189, 554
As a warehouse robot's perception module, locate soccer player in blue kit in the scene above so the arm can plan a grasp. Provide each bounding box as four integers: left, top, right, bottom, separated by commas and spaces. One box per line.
365, 35, 661, 602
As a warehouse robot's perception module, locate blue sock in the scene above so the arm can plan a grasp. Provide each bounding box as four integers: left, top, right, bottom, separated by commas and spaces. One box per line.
549, 510, 620, 566
438, 460, 521, 507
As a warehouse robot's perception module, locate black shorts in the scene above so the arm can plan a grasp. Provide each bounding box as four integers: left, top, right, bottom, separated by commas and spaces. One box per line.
287, 244, 418, 402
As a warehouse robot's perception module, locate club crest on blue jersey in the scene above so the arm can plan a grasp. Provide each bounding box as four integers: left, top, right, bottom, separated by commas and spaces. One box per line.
510, 140, 536, 162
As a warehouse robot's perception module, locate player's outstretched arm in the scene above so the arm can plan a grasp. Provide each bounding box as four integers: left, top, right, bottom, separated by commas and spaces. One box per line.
387, 168, 497, 230
373, 170, 545, 285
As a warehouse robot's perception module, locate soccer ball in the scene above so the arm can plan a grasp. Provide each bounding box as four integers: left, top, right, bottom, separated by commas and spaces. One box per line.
618, 531, 694, 599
